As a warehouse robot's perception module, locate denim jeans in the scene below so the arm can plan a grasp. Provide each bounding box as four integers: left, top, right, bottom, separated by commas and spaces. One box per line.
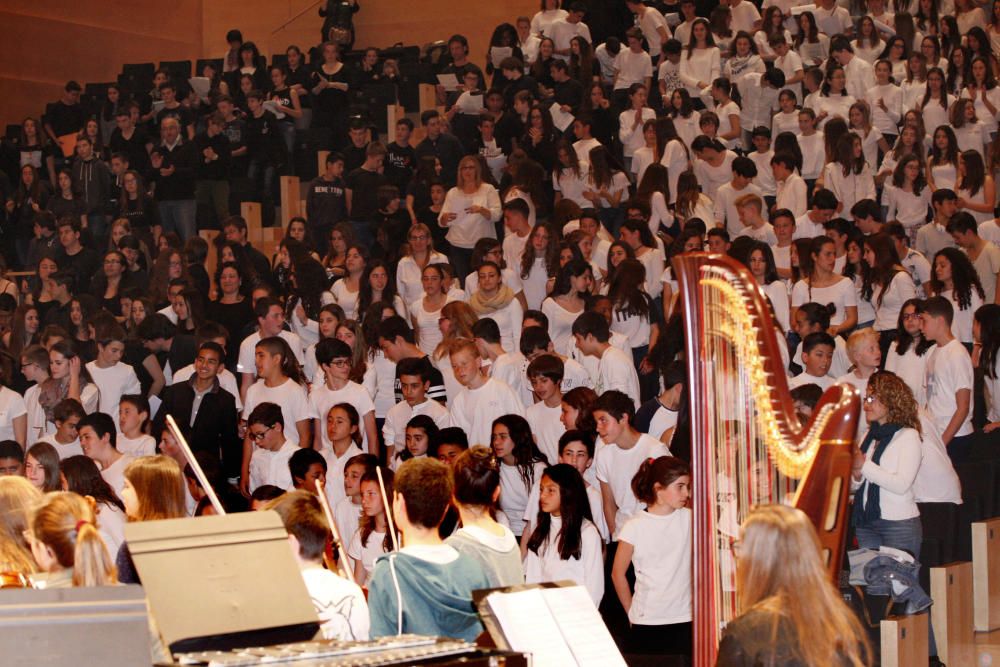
855, 516, 922, 560
158, 199, 197, 240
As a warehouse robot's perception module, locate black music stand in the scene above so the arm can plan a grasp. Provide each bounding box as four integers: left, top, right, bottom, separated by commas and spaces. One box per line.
125, 511, 321, 654
0, 585, 151, 666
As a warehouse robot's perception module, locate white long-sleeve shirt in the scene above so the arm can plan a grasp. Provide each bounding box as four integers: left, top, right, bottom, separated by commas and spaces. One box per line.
523, 516, 605, 605
820, 161, 876, 215
884, 183, 931, 230
864, 83, 903, 136
439, 184, 501, 249
678, 47, 721, 98
855, 426, 922, 520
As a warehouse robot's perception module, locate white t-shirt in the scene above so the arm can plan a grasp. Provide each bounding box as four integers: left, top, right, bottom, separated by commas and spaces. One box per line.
36, 434, 83, 460
85, 361, 141, 419
541, 298, 584, 354
526, 401, 565, 465
334, 497, 362, 572
439, 184, 501, 249
924, 339, 974, 439
248, 439, 297, 492
116, 434, 156, 457
382, 398, 451, 459
450, 378, 525, 446
500, 460, 547, 537
940, 287, 983, 344
523, 515, 605, 605
790, 277, 857, 326
594, 434, 670, 538
595, 345, 642, 408
309, 381, 375, 452
100, 453, 135, 498
322, 442, 363, 510
618, 508, 692, 625
95, 501, 126, 558
237, 330, 306, 376
300, 566, 370, 641
613, 50, 653, 91
0, 387, 27, 442
885, 340, 933, 407
242, 378, 311, 445
347, 528, 388, 585
395, 252, 448, 314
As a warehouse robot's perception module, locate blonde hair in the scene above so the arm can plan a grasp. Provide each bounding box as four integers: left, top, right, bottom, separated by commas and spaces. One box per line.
30, 492, 117, 586
736, 505, 871, 666
0, 477, 43, 573
447, 337, 480, 361
845, 327, 879, 362
124, 455, 186, 522
434, 301, 479, 360
457, 155, 484, 190
407, 223, 436, 254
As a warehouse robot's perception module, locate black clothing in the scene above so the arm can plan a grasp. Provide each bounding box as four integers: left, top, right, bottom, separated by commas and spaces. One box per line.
345, 167, 386, 222
305, 175, 347, 227
43, 299, 73, 333
70, 156, 113, 214
165, 333, 198, 378
414, 134, 465, 187
46, 194, 87, 224
60, 246, 101, 293
44, 101, 85, 138
494, 112, 525, 156
209, 298, 255, 370
716, 607, 863, 666
108, 127, 152, 175
193, 132, 233, 181
244, 111, 287, 167
119, 195, 158, 230
342, 143, 369, 174
384, 142, 415, 191
152, 378, 242, 479
393, 355, 447, 405
503, 75, 540, 109
553, 78, 585, 113
149, 141, 198, 201
221, 117, 249, 176
155, 104, 196, 137
242, 242, 273, 285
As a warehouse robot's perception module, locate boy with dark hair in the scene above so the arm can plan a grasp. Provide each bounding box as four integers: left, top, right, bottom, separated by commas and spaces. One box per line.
383, 357, 451, 461
78, 411, 132, 496
246, 401, 296, 492
921, 296, 974, 461
368, 458, 491, 640
377, 316, 447, 404
772, 151, 807, 218
385, 118, 416, 191
794, 188, 837, 239
525, 354, 566, 464
306, 152, 347, 255
822, 217, 852, 273
270, 490, 370, 640
288, 448, 328, 494
432, 427, 469, 466
634, 360, 684, 441
947, 212, 1000, 304
415, 110, 464, 187
790, 383, 823, 421
851, 198, 883, 236
572, 312, 640, 407
706, 227, 731, 254
345, 141, 388, 249
36, 399, 85, 459
789, 332, 836, 390
86, 323, 141, 418
917, 188, 959, 258
310, 338, 377, 454
592, 390, 670, 539
472, 317, 526, 401
0, 440, 24, 476
520, 326, 591, 394
249, 484, 285, 510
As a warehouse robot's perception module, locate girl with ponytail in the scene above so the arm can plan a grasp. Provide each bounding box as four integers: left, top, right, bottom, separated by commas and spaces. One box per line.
27, 491, 116, 587
611, 456, 693, 658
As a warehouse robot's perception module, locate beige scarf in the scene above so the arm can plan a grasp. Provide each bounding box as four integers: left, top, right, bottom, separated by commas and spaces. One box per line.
468, 284, 516, 315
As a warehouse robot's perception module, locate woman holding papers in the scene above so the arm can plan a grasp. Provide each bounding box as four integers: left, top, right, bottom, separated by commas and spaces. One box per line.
438, 156, 502, 282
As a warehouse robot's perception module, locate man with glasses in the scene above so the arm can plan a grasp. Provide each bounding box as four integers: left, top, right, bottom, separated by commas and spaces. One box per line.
308, 338, 378, 456
246, 402, 297, 493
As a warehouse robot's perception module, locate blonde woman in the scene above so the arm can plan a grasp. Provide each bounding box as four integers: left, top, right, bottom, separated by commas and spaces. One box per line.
438, 155, 501, 282
717, 504, 872, 665
0, 476, 43, 575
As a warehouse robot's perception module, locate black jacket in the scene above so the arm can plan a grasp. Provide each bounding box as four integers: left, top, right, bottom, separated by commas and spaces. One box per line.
152, 378, 242, 479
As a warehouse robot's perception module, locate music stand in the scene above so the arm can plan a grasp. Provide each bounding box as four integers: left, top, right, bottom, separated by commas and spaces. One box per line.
125, 511, 320, 654
0, 585, 150, 667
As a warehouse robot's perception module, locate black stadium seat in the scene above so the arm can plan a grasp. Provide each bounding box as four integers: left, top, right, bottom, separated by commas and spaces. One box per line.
160, 60, 193, 81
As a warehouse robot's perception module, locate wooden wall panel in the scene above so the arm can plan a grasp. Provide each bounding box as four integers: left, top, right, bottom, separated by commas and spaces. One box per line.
0, 2, 203, 128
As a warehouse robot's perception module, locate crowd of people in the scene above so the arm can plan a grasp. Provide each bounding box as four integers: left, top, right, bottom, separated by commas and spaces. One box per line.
0, 0, 999, 663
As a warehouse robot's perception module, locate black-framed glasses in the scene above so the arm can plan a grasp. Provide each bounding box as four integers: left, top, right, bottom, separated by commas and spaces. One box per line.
249, 425, 273, 441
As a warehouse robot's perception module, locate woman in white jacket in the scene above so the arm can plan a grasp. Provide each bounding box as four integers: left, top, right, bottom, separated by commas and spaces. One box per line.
677, 18, 720, 104
851, 371, 924, 558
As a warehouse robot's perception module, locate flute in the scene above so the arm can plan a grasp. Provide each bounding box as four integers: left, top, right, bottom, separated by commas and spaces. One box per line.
166, 414, 226, 515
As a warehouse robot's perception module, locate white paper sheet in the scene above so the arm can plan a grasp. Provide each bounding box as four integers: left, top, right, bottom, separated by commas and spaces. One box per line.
437, 73, 460, 91
549, 102, 575, 132
490, 46, 513, 68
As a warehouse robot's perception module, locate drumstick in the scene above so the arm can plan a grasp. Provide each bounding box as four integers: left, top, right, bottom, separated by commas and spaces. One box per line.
166, 415, 226, 515
314, 478, 356, 584
376, 466, 400, 551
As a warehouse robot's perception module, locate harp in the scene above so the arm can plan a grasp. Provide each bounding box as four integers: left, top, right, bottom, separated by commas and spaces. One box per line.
673, 253, 860, 666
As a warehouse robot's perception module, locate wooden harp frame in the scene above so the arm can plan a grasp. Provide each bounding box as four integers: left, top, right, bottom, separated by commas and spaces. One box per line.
673, 253, 859, 666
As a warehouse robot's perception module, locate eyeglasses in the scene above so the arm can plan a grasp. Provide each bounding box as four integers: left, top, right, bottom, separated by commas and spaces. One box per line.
330, 359, 351, 367
409, 234, 429, 241
863, 395, 877, 405
903, 313, 921, 320
249, 425, 273, 441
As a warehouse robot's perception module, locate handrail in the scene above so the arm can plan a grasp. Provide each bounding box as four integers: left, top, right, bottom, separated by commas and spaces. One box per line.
271, 0, 325, 35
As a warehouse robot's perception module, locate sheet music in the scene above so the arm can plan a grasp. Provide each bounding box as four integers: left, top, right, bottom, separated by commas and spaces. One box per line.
436, 73, 460, 91
486, 589, 578, 665
262, 100, 286, 119
790, 3, 818, 15
549, 102, 575, 132
151, 100, 165, 114
456, 93, 483, 114
188, 76, 211, 98
490, 47, 513, 68
541, 586, 627, 667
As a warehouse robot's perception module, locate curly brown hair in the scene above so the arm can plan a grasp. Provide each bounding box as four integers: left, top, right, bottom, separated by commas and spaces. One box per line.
868, 371, 921, 434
